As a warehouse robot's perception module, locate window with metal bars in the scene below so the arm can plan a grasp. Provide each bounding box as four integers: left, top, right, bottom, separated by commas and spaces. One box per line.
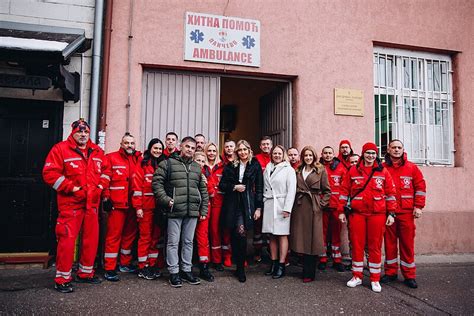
373, 47, 454, 165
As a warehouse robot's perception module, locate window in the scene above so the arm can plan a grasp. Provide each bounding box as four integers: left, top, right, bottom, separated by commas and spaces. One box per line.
374, 47, 454, 165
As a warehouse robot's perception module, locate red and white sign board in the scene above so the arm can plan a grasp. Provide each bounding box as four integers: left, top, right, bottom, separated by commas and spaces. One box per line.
184, 12, 261, 68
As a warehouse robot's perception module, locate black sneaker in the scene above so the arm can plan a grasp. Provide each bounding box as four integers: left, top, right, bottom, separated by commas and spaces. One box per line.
55, 282, 73, 293
169, 273, 182, 288
75, 275, 102, 284
180, 271, 201, 285
150, 266, 162, 279
318, 262, 327, 270
138, 267, 156, 280
199, 264, 215, 282
104, 270, 120, 282
333, 263, 345, 272
380, 274, 398, 284
234, 269, 246, 283
213, 263, 224, 272
404, 278, 418, 289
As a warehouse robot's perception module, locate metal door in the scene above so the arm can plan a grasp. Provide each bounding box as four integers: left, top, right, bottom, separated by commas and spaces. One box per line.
0, 99, 62, 252
259, 82, 292, 148
141, 70, 221, 147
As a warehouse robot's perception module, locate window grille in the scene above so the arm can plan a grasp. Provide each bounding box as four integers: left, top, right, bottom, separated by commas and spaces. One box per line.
374, 47, 454, 165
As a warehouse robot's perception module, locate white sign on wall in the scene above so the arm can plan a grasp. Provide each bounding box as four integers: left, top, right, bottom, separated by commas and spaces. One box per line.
184, 12, 261, 67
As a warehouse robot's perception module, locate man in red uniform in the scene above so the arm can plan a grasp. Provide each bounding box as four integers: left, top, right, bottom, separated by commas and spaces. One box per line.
163, 132, 179, 157
287, 147, 300, 169
338, 140, 354, 170
43, 119, 107, 293
381, 139, 426, 289
103, 133, 142, 281
319, 146, 346, 272
253, 136, 272, 262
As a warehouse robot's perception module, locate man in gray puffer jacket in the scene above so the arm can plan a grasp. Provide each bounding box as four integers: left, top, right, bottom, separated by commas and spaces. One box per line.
152, 136, 208, 288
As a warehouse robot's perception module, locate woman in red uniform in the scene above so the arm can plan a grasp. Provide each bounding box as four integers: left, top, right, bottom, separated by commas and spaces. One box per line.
131, 138, 165, 280
338, 142, 397, 293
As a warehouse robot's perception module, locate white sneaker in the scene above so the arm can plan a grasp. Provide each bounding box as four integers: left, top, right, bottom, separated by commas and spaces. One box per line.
346, 277, 362, 288
371, 281, 382, 293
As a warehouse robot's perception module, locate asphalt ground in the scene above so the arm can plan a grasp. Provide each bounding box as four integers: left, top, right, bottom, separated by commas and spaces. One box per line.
1, 260, 473, 315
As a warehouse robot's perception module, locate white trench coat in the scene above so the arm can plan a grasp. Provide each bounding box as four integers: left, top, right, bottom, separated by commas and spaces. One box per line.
262, 161, 297, 235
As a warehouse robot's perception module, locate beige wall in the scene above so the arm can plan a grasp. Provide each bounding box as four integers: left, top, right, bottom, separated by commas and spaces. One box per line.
106, 0, 474, 254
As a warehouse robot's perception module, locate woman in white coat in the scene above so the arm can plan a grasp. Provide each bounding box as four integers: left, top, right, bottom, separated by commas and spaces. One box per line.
262, 145, 297, 279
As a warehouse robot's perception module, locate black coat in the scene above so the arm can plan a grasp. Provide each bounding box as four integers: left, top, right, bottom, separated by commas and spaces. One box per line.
219, 158, 263, 229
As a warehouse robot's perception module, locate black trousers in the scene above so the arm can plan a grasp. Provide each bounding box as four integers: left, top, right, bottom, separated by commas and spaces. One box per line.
303, 254, 317, 279
231, 210, 247, 271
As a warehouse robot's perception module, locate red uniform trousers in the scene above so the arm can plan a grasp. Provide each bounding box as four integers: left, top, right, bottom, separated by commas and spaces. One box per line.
384, 213, 416, 279
196, 206, 211, 263
209, 202, 232, 265
137, 209, 155, 269
320, 210, 342, 263
350, 213, 385, 282
55, 207, 98, 284
148, 222, 165, 268
104, 207, 137, 270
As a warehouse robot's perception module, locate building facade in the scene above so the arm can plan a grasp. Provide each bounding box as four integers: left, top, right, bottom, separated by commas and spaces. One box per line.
0, 0, 97, 254
104, 0, 474, 255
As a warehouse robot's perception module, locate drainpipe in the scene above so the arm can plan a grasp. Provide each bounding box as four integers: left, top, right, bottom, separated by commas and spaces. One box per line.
99, 0, 114, 149
89, 0, 105, 143
126, 0, 134, 132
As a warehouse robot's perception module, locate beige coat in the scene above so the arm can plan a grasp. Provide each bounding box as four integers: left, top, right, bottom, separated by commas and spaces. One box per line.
290, 165, 331, 255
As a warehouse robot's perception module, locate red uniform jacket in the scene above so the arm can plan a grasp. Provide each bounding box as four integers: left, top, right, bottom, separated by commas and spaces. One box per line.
338, 160, 397, 215
383, 153, 426, 213
203, 162, 225, 208
103, 149, 141, 209
337, 153, 352, 171
43, 135, 108, 210
131, 158, 156, 210
255, 153, 271, 172
322, 158, 347, 210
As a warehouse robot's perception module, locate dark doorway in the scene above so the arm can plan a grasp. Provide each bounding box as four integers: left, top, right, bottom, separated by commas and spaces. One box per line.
0, 98, 62, 252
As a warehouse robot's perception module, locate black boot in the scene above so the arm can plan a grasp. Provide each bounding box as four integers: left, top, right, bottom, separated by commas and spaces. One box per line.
272, 263, 285, 279
199, 263, 215, 282
236, 266, 246, 283
265, 260, 278, 276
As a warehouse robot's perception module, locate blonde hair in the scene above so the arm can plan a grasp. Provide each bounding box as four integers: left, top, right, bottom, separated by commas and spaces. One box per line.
204, 142, 221, 166
270, 145, 288, 163
193, 151, 206, 161
297, 145, 322, 173
233, 139, 253, 167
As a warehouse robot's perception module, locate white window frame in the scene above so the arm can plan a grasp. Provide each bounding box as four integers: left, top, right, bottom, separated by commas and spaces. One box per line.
374, 46, 454, 166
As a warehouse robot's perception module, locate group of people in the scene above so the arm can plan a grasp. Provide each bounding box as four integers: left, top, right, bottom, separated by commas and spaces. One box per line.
43, 119, 426, 294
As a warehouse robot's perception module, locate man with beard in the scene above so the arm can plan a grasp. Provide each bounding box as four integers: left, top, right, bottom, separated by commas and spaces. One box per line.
338, 140, 354, 170
103, 133, 142, 281
43, 119, 107, 293
221, 139, 236, 164
287, 147, 300, 169
194, 133, 206, 152
381, 139, 426, 289
319, 146, 346, 272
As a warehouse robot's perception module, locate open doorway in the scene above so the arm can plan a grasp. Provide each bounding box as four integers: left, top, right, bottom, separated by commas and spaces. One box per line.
140, 70, 292, 151
219, 76, 292, 151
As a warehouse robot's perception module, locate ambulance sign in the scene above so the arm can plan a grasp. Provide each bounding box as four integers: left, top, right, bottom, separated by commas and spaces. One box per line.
184, 12, 261, 67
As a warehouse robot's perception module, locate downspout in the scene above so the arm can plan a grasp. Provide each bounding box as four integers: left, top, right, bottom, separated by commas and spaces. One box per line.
99, 0, 114, 149
126, 0, 134, 132
89, 0, 105, 143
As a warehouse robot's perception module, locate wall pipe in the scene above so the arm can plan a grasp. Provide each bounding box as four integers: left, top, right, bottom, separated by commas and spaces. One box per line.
89, 0, 105, 142
125, 0, 134, 132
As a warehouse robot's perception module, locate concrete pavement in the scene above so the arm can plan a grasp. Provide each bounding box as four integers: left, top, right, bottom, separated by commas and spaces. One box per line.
1, 259, 473, 315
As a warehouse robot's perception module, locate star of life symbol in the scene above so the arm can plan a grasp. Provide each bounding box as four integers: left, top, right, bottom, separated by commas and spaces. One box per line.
190, 29, 204, 43
375, 178, 384, 189
69, 162, 79, 168
403, 178, 411, 188
242, 35, 255, 49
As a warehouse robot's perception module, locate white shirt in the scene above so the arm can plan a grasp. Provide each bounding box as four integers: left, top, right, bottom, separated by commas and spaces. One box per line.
239, 161, 246, 183
302, 168, 311, 181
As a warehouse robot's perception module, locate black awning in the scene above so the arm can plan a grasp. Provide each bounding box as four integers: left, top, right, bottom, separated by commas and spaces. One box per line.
0, 21, 90, 63
0, 22, 91, 102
